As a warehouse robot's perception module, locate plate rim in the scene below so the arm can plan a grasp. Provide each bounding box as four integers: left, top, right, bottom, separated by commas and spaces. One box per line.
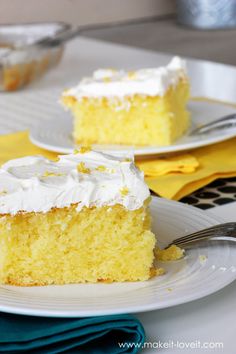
0, 197, 235, 318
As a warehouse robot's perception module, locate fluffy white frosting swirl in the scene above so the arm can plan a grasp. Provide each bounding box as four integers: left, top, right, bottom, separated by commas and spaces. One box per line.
63, 56, 187, 99
0, 151, 150, 215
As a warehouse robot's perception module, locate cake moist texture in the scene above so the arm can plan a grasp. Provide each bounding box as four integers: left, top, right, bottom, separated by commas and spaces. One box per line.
0, 150, 156, 285
62, 56, 190, 146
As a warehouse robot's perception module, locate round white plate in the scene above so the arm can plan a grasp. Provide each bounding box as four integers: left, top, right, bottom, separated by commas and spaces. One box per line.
30, 99, 236, 156
1, 197, 235, 317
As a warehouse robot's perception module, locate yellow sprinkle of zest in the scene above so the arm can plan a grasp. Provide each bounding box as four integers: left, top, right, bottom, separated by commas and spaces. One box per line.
79, 146, 92, 154
0, 190, 7, 195
127, 71, 136, 79
74, 147, 91, 154
103, 77, 111, 83
120, 186, 129, 196
77, 162, 91, 174
123, 158, 132, 162
96, 165, 107, 172
42, 171, 63, 177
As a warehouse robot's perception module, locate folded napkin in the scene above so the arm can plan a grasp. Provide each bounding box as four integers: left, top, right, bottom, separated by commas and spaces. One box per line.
0, 313, 145, 353
137, 154, 199, 176
140, 137, 236, 200
0, 131, 236, 200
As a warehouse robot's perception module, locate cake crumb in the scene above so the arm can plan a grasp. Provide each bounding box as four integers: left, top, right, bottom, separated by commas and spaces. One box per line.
150, 267, 165, 277
155, 245, 184, 261
156, 267, 165, 276
77, 162, 91, 174
199, 255, 207, 265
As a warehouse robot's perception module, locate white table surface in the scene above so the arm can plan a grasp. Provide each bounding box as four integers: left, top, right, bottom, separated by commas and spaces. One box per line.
0, 37, 235, 353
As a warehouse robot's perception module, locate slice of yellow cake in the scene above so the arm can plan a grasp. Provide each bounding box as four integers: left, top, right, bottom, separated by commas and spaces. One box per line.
0, 149, 157, 286
62, 57, 190, 146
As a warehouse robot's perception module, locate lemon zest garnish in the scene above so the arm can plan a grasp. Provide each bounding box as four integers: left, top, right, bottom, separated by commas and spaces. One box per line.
0, 190, 7, 195
103, 77, 111, 83
42, 171, 64, 177
80, 146, 92, 154
123, 158, 132, 162
96, 165, 107, 172
127, 71, 136, 79
74, 147, 91, 154
120, 186, 129, 196
77, 162, 91, 174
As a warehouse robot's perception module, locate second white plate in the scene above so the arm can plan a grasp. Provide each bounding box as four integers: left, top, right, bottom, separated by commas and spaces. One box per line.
30, 99, 236, 156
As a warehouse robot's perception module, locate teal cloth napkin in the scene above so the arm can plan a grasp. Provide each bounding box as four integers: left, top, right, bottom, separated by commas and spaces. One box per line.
0, 313, 145, 353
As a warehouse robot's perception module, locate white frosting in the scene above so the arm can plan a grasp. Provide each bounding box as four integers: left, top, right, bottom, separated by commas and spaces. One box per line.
63, 57, 187, 99
0, 151, 150, 215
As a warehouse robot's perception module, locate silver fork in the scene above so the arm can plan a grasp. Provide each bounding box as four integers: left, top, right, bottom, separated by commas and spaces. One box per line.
166, 222, 236, 248
190, 114, 236, 135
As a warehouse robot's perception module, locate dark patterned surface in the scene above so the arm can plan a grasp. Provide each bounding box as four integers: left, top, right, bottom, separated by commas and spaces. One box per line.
180, 177, 236, 209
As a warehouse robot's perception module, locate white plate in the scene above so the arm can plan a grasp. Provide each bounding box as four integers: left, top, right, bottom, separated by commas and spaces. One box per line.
1, 197, 235, 317
30, 100, 236, 156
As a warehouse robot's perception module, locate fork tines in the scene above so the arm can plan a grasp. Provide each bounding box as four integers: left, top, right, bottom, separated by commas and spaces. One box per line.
166, 222, 236, 248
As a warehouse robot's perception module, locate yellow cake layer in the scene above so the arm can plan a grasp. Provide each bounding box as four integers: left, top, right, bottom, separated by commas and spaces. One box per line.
0, 201, 156, 286
63, 80, 190, 146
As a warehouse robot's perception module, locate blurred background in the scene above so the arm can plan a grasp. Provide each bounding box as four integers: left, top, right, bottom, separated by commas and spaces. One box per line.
1, 0, 236, 65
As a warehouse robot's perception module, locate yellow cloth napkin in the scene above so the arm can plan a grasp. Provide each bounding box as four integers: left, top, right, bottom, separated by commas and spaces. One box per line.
0, 131, 56, 163
137, 138, 236, 200
137, 154, 199, 176
0, 131, 236, 201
